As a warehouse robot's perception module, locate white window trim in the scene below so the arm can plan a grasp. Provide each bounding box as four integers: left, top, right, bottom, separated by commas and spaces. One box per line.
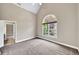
42, 14, 57, 39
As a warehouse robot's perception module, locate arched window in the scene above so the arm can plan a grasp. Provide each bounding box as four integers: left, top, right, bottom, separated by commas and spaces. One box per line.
42, 14, 57, 38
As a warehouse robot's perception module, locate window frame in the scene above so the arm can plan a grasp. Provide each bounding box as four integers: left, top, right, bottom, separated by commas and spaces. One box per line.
42, 14, 57, 38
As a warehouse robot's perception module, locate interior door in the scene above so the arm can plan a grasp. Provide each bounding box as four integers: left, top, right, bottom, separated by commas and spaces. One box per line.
0, 21, 5, 48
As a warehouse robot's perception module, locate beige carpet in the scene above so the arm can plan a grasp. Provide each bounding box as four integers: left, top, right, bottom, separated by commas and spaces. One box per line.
1, 39, 78, 55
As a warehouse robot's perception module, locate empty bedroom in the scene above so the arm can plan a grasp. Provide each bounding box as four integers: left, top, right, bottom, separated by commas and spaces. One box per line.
0, 3, 79, 55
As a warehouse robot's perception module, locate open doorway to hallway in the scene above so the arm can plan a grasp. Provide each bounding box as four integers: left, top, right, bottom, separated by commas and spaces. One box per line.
4, 21, 16, 46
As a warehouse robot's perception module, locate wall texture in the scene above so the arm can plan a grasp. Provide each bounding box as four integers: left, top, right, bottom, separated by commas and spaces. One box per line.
0, 3, 36, 42
37, 3, 78, 48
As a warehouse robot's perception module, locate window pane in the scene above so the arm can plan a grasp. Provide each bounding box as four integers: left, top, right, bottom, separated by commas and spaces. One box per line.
43, 24, 48, 35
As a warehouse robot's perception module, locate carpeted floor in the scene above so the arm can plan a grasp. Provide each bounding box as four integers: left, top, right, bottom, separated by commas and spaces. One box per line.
0, 39, 78, 55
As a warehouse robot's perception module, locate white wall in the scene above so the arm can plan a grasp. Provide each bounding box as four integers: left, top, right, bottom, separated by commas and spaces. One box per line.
0, 3, 36, 43
37, 3, 78, 48
77, 4, 79, 49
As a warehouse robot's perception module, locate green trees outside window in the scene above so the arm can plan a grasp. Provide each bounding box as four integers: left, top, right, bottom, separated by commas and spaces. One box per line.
43, 23, 48, 35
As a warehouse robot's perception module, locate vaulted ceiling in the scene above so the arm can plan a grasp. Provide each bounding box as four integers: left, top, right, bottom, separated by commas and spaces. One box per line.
14, 3, 42, 14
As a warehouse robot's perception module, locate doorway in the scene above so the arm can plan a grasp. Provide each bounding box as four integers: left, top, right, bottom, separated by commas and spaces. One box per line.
4, 21, 16, 46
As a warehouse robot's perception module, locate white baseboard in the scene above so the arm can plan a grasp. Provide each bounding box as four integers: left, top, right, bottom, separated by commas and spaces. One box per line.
37, 35, 78, 50
15, 37, 35, 43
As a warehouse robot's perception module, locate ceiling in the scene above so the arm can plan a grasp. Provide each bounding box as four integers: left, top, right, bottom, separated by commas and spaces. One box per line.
14, 3, 42, 14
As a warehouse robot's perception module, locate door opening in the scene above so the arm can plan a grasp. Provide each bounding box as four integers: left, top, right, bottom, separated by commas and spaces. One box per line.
4, 22, 16, 46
